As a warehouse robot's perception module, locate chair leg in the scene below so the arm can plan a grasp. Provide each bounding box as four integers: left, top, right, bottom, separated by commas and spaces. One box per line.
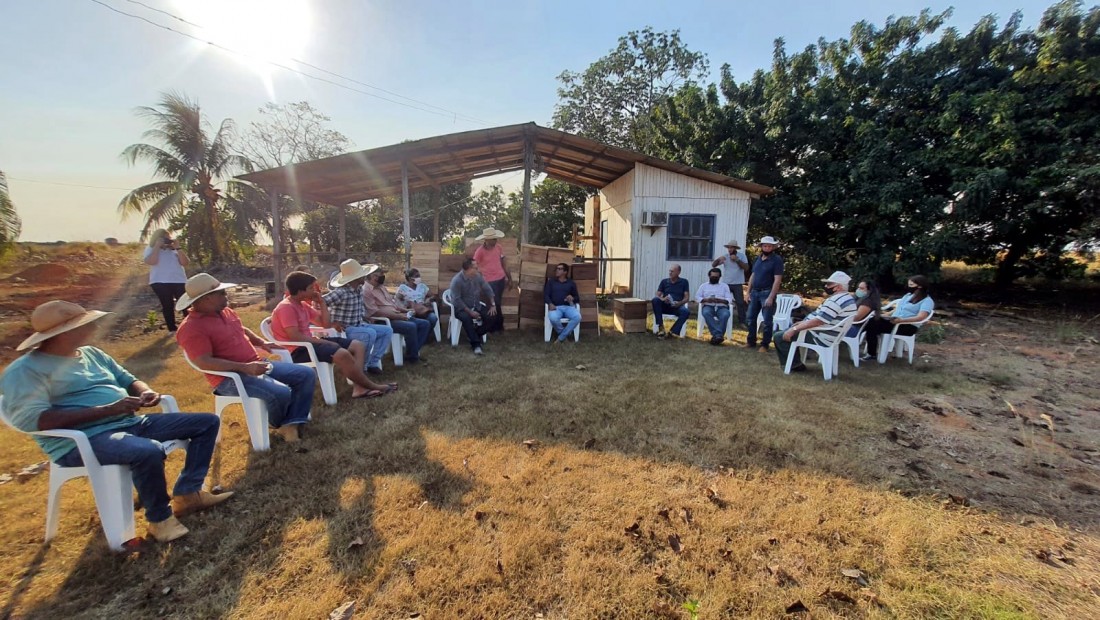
316, 363, 338, 406
88, 465, 136, 550
45, 467, 68, 542
242, 399, 271, 452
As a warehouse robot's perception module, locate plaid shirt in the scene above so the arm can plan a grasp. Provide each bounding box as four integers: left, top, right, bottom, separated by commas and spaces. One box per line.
322, 285, 366, 327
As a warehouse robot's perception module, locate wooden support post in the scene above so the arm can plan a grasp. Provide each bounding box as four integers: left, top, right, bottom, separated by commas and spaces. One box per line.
431, 188, 440, 243
401, 160, 412, 270
338, 204, 347, 261
270, 188, 283, 296
522, 133, 532, 244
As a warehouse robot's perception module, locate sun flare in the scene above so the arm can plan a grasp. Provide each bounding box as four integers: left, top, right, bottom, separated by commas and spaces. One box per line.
174, 0, 312, 75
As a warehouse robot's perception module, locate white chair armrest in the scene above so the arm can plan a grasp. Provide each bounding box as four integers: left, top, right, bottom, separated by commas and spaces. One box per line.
31, 428, 102, 468
160, 395, 179, 413
269, 339, 321, 366
371, 317, 393, 326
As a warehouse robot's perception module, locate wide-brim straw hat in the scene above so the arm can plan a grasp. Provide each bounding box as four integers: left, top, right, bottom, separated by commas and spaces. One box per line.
329, 259, 379, 288
758, 236, 779, 245
176, 273, 236, 312
723, 240, 741, 248
475, 227, 505, 241
17, 300, 112, 351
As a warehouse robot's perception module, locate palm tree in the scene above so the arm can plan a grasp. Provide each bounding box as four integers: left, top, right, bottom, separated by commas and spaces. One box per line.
118, 91, 262, 263
0, 169, 21, 255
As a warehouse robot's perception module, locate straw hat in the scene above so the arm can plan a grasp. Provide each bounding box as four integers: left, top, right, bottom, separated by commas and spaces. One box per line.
723, 240, 741, 248
821, 270, 852, 288
758, 236, 779, 245
175, 273, 236, 312
17, 301, 111, 351
329, 259, 379, 288
475, 227, 505, 241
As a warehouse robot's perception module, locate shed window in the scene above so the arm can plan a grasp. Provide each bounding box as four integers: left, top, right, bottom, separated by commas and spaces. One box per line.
666, 214, 715, 260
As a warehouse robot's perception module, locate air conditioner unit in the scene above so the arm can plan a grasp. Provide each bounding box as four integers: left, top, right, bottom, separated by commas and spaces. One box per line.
641, 211, 669, 227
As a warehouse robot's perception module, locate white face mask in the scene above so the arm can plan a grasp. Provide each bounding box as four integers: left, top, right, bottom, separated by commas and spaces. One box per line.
413, 277, 422, 285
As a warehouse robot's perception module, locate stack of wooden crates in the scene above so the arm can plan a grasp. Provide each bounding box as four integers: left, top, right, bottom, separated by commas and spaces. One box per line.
518, 244, 598, 333
432, 240, 519, 331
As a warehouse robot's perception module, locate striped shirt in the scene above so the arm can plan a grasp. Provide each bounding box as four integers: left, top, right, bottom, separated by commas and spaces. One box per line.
806, 292, 858, 346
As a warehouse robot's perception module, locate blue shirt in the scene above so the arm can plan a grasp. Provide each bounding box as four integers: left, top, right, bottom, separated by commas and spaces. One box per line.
544, 278, 580, 306
893, 293, 934, 320
657, 278, 690, 302
750, 254, 784, 290
0, 346, 141, 461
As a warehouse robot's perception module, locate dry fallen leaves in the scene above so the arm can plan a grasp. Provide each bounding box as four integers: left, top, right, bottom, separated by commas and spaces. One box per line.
785, 600, 809, 613
841, 568, 870, 587
668, 534, 682, 554
819, 588, 856, 604
328, 601, 356, 620
767, 565, 799, 587
345, 537, 365, 551
522, 439, 540, 450
624, 522, 642, 538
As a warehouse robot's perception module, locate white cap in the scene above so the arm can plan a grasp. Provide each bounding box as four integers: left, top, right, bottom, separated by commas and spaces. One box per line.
758, 236, 778, 245
821, 271, 852, 288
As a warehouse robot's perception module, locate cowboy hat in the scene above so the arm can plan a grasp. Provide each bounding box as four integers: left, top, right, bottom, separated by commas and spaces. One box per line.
475, 227, 505, 241
175, 273, 236, 312
821, 270, 852, 288
329, 259, 379, 288
17, 301, 112, 351
758, 236, 779, 245
723, 240, 741, 248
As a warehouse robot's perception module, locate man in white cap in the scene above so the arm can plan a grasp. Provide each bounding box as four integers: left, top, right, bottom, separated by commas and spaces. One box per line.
712, 239, 749, 327
0, 300, 232, 543
175, 273, 315, 444
773, 271, 857, 371
471, 227, 511, 333
323, 259, 393, 375
745, 236, 785, 352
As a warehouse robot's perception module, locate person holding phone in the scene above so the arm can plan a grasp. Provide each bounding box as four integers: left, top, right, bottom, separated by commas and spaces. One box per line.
143, 229, 190, 332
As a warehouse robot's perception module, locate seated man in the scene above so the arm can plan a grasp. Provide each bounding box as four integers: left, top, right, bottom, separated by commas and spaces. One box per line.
448, 258, 496, 355
773, 271, 857, 371
176, 273, 315, 444
363, 269, 431, 365
543, 262, 581, 343
696, 267, 735, 345
272, 271, 396, 398
323, 259, 394, 375
1, 300, 232, 543
652, 264, 690, 338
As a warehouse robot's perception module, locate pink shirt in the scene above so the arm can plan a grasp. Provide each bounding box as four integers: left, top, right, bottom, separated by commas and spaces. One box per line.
271, 297, 321, 352
474, 244, 506, 282
176, 308, 262, 387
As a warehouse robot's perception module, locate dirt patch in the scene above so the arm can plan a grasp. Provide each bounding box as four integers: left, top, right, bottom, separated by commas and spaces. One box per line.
8, 262, 72, 284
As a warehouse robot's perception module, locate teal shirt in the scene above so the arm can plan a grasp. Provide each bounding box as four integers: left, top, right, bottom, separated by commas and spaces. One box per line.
0, 346, 141, 461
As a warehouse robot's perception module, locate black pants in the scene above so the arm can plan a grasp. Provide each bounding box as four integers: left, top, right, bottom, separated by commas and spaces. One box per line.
150, 283, 187, 331
455, 303, 490, 348
487, 278, 506, 332
864, 317, 918, 356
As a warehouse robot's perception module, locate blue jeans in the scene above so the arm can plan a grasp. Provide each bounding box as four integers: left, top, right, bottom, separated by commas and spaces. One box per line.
548, 304, 581, 341
746, 289, 776, 348
56, 413, 220, 523
214, 362, 314, 429
390, 318, 430, 360
652, 298, 690, 335
345, 323, 392, 370
423, 312, 439, 341
701, 304, 731, 339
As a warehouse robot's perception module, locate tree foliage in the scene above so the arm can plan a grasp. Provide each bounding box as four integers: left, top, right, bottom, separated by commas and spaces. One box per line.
462, 178, 587, 247
0, 169, 21, 255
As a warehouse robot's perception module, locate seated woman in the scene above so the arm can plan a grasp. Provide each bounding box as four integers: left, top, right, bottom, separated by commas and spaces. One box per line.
847, 279, 882, 343
395, 268, 439, 340
863, 275, 934, 361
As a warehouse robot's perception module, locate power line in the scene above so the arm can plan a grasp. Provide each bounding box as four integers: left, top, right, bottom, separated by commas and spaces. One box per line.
88, 0, 490, 125
6, 176, 133, 191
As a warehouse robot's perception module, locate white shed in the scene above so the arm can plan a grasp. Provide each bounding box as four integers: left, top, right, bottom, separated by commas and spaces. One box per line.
585, 162, 762, 296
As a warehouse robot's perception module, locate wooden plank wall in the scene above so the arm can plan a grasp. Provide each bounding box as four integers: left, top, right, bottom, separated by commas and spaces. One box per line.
519, 244, 598, 332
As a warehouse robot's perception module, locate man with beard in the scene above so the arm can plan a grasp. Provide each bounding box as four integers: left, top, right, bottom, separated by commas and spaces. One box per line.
745, 236, 784, 352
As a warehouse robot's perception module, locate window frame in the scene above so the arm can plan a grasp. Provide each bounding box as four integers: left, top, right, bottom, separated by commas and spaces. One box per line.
665, 214, 716, 261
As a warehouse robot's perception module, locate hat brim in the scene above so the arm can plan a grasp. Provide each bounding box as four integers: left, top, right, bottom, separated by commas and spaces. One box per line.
17, 310, 112, 351
475, 231, 504, 241
723, 243, 741, 248
175, 282, 236, 312
329, 264, 378, 288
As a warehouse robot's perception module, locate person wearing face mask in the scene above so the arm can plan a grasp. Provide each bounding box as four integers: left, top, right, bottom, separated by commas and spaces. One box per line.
745, 236, 785, 352
396, 268, 439, 341
696, 267, 736, 345
846, 280, 882, 348
773, 271, 857, 371
363, 269, 431, 365
863, 275, 934, 361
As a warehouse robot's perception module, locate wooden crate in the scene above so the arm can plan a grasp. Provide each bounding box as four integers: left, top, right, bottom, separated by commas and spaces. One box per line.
614, 316, 648, 333
547, 248, 574, 264
570, 263, 597, 280
520, 244, 550, 263
613, 297, 649, 320
439, 254, 465, 271
575, 278, 597, 293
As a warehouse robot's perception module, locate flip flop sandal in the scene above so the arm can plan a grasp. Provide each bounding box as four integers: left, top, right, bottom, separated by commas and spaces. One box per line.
353, 389, 385, 399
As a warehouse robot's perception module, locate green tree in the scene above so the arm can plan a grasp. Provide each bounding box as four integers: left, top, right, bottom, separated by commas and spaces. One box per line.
553, 27, 708, 152
0, 170, 21, 255
118, 91, 260, 263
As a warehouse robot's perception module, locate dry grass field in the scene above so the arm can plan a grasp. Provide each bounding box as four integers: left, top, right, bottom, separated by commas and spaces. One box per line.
1, 245, 1099, 619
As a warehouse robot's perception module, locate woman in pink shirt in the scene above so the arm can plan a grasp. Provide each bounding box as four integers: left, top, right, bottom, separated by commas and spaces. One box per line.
471, 227, 511, 333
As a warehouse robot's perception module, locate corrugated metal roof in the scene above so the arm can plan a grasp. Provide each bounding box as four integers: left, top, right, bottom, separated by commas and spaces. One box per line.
236, 122, 774, 203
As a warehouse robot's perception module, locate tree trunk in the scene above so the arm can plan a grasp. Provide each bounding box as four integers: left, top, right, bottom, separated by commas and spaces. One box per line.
205, 198, 223, 263
995, 243, 1026, 288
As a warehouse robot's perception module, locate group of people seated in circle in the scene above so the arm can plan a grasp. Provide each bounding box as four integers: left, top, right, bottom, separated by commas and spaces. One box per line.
651, 235, 935, 371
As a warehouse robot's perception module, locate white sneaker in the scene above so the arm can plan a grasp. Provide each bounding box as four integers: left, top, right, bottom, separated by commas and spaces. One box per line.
473, 346, 483, 356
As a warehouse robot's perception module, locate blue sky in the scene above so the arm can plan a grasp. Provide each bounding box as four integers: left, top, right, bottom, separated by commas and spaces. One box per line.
0, 0, 1060, 241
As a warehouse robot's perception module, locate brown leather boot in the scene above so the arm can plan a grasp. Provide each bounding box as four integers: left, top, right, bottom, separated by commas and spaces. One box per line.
148, 515, 189, 543
172, 489, 235, 517
276, 424, 301, 443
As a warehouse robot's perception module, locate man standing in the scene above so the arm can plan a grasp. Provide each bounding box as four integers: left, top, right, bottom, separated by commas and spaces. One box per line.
773, 271, 857, 371
651, 264, 690, 338
471, 228, 512, 333
1, 300, 231, 543
696, 267, 735, 344
544, 263, 581, 343
363, 269, 431, 365
323, 259, 393, 375
712, 240, 748, 327
448, 258, 496, 355
176, 273, 315, 444
745, 236, 785, 352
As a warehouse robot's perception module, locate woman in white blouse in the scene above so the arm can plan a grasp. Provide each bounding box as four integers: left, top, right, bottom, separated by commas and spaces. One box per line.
142, 229, 190, 331
396, 268, 438, 339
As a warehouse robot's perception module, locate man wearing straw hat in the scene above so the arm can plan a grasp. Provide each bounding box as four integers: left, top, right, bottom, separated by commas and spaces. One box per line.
471, 227, 511, 333
175, 273, 315, 444
712, 239, 749, 327
1, 300, 232, 543
323, 259, 393, 375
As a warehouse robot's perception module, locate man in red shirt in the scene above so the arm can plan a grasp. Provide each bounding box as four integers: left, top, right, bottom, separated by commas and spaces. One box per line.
271, 271, 395, 398
175, 273, 315, 444
471, 227, 511, 333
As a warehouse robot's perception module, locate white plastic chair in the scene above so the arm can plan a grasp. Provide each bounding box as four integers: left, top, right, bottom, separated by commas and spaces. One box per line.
878, 309, 935, 364
259, 317, 337, 406
841, 312, 873, 367
757, 293, 803, 332
695, 304, 733, 341
784, 313, 857, 381
442, 289, 489, 347
544, 303, 581, 342
183, 352, 273, 452
431, 301, 442, 343
368, 316, 405, 366
0, 395, 188, 551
